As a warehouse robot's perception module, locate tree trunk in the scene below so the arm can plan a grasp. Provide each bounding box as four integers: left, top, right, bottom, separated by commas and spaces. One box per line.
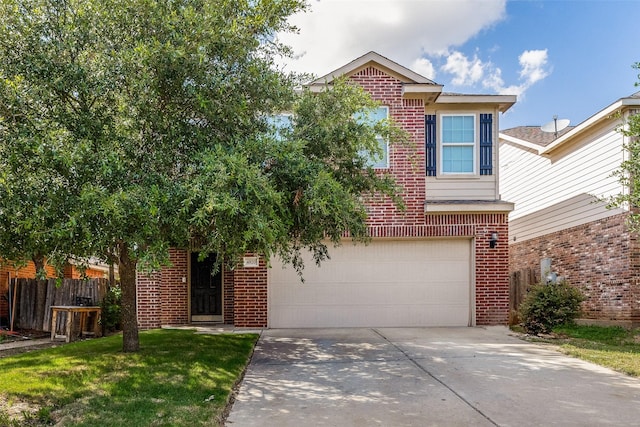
32, 254, 47, 331
118, 242, 140, 352
32, 254, 46, 279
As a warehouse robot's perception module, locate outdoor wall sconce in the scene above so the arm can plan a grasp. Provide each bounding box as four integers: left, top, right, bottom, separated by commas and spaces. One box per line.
489, 232, 498, 248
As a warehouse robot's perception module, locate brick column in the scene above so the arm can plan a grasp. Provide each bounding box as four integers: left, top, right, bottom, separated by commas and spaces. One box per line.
136, 271, 162, 330
233, 255, 268, 327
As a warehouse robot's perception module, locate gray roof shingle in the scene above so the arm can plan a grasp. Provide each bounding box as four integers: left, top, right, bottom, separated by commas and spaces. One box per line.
501, 125, 575, 147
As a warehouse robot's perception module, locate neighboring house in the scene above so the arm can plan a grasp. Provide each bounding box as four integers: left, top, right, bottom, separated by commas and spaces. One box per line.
137, 51, 516, 329
500, 91, 640, 327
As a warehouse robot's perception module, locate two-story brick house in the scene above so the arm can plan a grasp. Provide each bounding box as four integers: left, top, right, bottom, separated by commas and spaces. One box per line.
136, 52, 515, 329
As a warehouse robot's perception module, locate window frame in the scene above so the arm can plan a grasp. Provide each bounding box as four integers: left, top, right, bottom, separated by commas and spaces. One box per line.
440, 114, 477, 175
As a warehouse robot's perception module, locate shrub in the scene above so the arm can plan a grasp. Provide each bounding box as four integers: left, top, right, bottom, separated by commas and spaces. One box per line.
101, 285, 122, 333
519, 280, 585, 335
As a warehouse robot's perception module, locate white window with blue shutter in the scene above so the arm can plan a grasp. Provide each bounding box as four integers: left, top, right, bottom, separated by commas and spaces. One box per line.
425, 113, 493, 176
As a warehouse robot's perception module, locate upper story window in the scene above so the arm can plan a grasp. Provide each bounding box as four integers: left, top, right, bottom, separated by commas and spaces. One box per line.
357, 106, 389, 169
426, 113, 492, 177
441, 115, 475, 174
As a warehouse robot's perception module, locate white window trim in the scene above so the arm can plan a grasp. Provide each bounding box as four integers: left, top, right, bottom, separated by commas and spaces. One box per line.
440, 114, 477, 175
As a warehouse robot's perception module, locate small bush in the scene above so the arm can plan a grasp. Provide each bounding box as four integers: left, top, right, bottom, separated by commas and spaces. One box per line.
519, 280, 585, 335
101, 285, 122, 333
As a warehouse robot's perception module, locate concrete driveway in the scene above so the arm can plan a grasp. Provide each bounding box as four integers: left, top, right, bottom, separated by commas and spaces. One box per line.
226, 327, 640, 426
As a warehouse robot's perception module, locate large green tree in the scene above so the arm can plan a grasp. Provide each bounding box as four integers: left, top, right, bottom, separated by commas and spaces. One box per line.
0, 0, 404, 352
607, 62, 640, 229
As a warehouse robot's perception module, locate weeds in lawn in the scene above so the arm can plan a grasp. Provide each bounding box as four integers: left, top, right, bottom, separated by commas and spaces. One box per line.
549, 324, 640, 377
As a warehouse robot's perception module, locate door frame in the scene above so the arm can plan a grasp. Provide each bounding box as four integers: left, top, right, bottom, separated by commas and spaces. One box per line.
188, 251, 224, 323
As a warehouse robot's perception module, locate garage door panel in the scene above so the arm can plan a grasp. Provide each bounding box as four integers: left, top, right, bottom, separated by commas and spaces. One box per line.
269, 239, 472, 328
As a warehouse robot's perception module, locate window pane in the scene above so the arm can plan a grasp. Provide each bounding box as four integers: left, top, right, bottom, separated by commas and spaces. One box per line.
370, 106, 388, 123
356, 106, 388, 125
443, 146, 473, 173
443, 115, 474, 143
266, 114, 292, 141
369, 137, 388, 168
357, 106, 389, 168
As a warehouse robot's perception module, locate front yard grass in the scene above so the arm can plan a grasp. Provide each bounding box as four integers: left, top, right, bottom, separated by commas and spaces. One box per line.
0, 329, 258, 426
545, 324, 640, 377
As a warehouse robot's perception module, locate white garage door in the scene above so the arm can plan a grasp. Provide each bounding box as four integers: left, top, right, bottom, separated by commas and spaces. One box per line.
268, 239, 472, 328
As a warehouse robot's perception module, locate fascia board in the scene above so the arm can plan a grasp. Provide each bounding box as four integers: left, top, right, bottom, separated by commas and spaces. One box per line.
498, 133, 543, 154
541, 98, 640, 155
436, 94, 516, 113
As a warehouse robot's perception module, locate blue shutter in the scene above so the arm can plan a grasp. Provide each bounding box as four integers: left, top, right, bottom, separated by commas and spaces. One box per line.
425, 115, 436, 176
479, 113, 493, 176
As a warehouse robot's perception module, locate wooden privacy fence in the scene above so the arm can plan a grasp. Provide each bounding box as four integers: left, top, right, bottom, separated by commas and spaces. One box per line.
509, 268, 539, 325
9, 278, 107, 332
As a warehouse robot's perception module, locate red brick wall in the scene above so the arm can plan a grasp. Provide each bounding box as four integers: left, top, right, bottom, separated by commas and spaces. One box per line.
137, 270, 162, 330
63, 264, 106, 279
509, 213, 640, 324
233, 255, 268, 327
350, 67, 426, 226
160, 249, 189, 325
224, 268, 235, 324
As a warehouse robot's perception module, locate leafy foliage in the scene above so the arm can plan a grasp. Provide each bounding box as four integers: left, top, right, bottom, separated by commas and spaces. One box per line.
519, 281, 585, 335
100, 284, 122, 333
606, 62, 640, 230
0, 0, 405, 351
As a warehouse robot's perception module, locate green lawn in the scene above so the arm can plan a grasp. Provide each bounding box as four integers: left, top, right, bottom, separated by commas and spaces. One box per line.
548, 324, 640, 377
0, 329, 258, 426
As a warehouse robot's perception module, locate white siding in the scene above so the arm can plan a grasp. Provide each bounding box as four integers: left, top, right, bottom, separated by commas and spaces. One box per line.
500, 120, 627, 243
509, 194, 624, 242
426, 176, 497, 200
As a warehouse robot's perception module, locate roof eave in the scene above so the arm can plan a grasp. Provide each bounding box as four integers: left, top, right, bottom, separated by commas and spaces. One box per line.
436, 94, 517, 113
424, 200, 515, 213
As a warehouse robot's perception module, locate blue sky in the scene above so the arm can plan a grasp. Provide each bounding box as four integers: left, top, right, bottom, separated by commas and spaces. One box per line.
278, 0, 640, 130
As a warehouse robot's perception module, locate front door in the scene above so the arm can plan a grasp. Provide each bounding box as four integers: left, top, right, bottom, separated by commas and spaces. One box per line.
191, 252, 222, 322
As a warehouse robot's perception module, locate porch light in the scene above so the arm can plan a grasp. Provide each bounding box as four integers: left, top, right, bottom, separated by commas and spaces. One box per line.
489, 232, 498, 248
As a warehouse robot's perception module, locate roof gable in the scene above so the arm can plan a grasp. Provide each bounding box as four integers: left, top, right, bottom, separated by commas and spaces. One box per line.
309, 51, 438, 86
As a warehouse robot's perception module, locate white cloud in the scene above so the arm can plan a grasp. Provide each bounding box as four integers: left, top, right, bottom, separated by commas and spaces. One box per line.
277, 0, 507, 76
518, 49, 550, 84
411, 57, 436, 80
441, 51, 485, 86
274, 1, 550, 100
439, 49, 551, 97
